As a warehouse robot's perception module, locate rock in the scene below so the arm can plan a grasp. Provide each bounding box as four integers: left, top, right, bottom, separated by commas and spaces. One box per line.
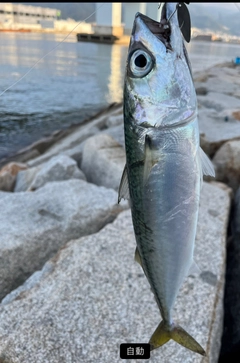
63, 143, 85, 168
61, 124, 126, 169
14, 166, 41, 192
198, 92, 240, 113
0, 182, 231, 363
81, 133, 125, 191
213, 140, 240, 191
27, 126, 100, 168
0, 162, 27, 192
14, 155, 86, 193
28, 155, 86, 191
103, 124, 125, 148
26, 105, 124, 168
26, 135, 60, 154
105, 106, 123, 127
196, 64, 240, 97
219, 187, 240, 362
0, 162, 27, 177
195, 65, 240, 157
194, 73, 209, 82
0, 179, 125, 301
196, 86, 208, 95
0, 149, 40, 170
199, 108, 240, 157
232, 111, 240, 121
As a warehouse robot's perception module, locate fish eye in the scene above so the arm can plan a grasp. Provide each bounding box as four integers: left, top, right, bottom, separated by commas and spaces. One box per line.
129, 50, 154, 78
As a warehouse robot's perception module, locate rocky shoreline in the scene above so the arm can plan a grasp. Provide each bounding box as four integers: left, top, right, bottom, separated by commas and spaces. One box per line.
0, 62, 239, 362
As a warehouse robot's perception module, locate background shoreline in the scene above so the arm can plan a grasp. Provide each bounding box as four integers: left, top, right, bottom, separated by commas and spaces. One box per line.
0, 60, 236, 169
0, 30, 239, 163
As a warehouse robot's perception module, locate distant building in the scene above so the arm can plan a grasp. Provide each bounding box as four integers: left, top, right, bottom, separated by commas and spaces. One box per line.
193, 34, 212, 42
0, 3, 60, 28
0, 3, 93, 33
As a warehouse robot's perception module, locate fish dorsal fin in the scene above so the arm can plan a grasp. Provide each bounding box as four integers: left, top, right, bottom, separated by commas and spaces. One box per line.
118, 164, 130, 203
199, 147, 215, 177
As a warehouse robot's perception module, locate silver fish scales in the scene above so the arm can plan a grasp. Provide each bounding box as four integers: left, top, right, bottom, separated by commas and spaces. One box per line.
118, 2, 215, 356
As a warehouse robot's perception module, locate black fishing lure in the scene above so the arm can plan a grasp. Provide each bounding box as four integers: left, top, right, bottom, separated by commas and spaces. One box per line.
158, 2, 191, 43
177, 2, 191, 43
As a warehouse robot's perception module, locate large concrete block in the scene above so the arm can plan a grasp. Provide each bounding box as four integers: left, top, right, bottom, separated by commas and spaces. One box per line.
0, 179, 124, 300
0, 182, 231, 363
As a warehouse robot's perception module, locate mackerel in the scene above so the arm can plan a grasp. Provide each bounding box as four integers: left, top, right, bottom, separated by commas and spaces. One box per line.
118, 2, 215, 356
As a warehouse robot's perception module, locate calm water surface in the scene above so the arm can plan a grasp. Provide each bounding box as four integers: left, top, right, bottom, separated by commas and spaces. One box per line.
0, 32, 239, 160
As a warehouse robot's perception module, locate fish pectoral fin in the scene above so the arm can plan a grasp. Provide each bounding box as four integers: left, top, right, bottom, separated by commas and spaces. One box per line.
199, 147, 215, 177
143, 134, 158, 185
118, 164, 130, 203
149, 321, 206, 356
188, 259, 201, 277
134, 247, 149, 279
134, 246, 142, 267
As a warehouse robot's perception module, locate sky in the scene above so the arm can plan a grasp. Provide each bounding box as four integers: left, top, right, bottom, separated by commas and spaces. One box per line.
201, 3, 239, 11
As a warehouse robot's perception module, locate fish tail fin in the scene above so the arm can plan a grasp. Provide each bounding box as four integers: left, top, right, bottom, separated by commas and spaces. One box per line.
149, 321, 206, 356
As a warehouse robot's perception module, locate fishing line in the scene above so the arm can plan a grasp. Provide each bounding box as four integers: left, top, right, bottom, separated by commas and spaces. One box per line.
234, 3, 240, 12
0, 3, 105, 97
167, 5, 178, 22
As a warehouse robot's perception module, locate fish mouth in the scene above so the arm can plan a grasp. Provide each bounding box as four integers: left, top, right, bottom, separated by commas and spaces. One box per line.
135, 5, 172, 51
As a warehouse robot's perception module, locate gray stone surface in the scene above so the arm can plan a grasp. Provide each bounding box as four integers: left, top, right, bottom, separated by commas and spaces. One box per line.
81, 133, 126, 191
194, 63, 240, 99
63, 123, 125, 171
0, 182, 231, 363
26, 105, 124, 168
103, 124, 125, 148
105, 106, 123, 128
213, 140, 240, 192
0, 179, 124, 301
14, 165, 41, 192
27, 126, 100, 167
195, 64, 240, 157
26, 105, 124, 169
15, 155, 86, 192
0, 149, 40, 170
198, 92, 240, 113
199, 108, 240, 158
196, 86, 208, 96
0, 162, 27, 192
28, 155, 86, 191
63, 143, 85, 167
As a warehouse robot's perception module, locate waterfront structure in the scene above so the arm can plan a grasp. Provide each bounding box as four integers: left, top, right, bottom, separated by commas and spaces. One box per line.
95, 3, 161, 36
123, 3, 161, 34
93, 3, 123, 37
0, 3, 92, 33
193, 34, 213, 41
0, 3, 59, 28
0, 3, 169, 35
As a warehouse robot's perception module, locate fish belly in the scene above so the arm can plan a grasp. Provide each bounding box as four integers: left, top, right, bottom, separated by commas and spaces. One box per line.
126, 121, 200, 322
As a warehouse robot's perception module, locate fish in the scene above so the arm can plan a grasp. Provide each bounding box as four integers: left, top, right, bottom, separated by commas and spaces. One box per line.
118, 2, 215, 356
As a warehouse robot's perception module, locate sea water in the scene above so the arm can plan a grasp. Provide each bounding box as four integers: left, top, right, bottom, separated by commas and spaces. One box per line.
0, 32, 239, 160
